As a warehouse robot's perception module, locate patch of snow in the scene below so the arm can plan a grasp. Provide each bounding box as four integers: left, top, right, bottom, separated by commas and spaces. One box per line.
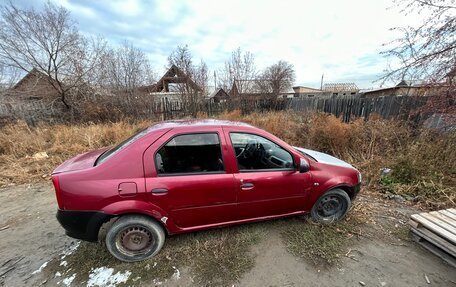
153, 262, 157, 268
55, 272, 62, 278
62, 273, 76, 286
61, 241, 81, 260
60, 260, 68, 267
171, 266, 180, 280
32, 261, 49, 275
86, 267, 131, 287
152, 278, 163, 285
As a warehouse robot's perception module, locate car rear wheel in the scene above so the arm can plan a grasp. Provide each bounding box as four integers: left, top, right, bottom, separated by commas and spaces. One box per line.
311, 188, 351, 224
106, 215, 165, 262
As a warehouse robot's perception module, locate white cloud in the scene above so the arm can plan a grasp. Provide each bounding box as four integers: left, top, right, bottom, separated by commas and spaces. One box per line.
54, 0, 96, 18
54, 0, 424, 88
110, 0, 141, 17
159, 0, 419, 87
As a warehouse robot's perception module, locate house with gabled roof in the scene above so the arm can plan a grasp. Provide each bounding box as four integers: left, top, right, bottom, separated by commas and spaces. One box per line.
6, 68, 59, 101
135, 65, 203, 103
208, 88, 230, 103
137, 65, 202, 95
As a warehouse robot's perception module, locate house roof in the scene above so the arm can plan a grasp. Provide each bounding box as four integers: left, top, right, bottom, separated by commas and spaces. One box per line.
322, 83, 359, 92
155, 65, 202, 92
207, 88, 230, 100
13, 68, 56, 90
136, 65, 202, 94
396, 80, 412, 87
361, 80, 430, 95
209, 88, 223, 98
293, 86, 321, 91
292, 86, 323, 93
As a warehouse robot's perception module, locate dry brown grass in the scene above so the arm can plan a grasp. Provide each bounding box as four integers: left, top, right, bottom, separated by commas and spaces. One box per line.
0, 111, 454, 208
0, 120, 151, 185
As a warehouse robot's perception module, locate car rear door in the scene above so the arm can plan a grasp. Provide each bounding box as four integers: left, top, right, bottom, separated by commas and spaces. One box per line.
143, 127, 237, 229
223, 128, 313, 219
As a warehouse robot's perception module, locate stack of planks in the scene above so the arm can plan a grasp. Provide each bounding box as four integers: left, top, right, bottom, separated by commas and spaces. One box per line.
409, 208, 456, 267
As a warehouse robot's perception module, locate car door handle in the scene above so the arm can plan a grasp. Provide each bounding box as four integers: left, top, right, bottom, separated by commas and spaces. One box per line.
151, 188, 168, 194
240, 183, 254, 190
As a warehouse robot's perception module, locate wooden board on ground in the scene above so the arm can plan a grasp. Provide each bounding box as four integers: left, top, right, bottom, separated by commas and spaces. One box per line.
410, 208, 456, 268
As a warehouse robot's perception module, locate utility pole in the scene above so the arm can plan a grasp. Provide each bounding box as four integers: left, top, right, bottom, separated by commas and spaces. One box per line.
320, 74, 324, 90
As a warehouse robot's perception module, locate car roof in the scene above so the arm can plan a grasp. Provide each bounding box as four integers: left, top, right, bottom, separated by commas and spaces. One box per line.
146, 119, 255, 132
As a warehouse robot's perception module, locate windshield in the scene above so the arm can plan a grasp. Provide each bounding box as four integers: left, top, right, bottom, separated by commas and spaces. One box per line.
294, 147, 317, 162
95, 128, 149, 165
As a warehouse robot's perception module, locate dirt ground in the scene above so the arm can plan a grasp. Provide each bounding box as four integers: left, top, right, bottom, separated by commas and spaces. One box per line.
0, 183, 454, 287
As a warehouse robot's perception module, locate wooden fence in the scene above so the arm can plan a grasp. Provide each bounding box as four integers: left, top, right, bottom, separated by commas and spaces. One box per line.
0, 94, 439, 126
287, 95, 429, 122
0, 99, 65, 125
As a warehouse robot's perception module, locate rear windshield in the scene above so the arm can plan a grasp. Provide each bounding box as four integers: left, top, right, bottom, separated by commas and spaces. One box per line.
95, 128, 148, 165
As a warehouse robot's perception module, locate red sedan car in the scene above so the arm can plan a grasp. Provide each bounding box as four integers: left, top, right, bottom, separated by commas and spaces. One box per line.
52, 119, 361, 262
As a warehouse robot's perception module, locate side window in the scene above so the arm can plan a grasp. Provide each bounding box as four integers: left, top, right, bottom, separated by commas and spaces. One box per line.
155, 133, 224, 175
230, 133, 294, 171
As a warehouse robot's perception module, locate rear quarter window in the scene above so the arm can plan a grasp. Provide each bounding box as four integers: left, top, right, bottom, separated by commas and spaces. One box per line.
95, 128, 149, 165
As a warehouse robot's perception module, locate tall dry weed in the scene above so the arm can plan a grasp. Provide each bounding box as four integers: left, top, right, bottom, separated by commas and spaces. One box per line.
0, 111, 454, 208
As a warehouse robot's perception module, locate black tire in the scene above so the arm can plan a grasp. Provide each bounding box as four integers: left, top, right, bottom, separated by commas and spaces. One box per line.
105, 215, 165, 262
311, 188, 351, 224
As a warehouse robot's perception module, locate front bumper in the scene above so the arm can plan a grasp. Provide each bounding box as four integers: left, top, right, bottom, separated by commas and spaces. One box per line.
351, 183, 361, 200
56, 209, 114, 242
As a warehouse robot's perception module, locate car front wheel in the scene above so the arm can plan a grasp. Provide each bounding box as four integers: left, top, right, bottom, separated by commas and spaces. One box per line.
106, 215, 165, 262
311, 188, 351, 224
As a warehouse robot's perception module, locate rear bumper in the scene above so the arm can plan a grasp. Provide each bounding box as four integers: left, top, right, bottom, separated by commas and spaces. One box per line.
56, 209, 114, 242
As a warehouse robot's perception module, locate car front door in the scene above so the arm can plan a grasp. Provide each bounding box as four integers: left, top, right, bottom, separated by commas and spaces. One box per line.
224, 130, 313, 220
143, 128, 236, 229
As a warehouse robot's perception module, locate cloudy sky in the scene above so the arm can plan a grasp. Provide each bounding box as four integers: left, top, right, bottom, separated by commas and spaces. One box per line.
17, 0, 421, 88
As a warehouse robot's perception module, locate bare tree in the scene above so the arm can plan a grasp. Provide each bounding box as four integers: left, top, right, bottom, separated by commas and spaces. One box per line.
382, 0, 456, 83
218, 48, 257, 93
101, 41, 155, 94
193, 60, 208, 95
258, 60, 296, 95
0, 1, 106, 108
0, 63, 20, 90
167, 45, 208, 116
167, 45, 208, 92
382, 0, 456, 115
167, 45, 193, 81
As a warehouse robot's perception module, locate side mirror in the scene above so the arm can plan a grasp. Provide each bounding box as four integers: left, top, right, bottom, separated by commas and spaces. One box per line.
299, 158, 310, 173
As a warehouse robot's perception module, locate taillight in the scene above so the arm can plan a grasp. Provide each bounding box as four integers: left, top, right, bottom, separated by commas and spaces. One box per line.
51, 176, 63, 209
